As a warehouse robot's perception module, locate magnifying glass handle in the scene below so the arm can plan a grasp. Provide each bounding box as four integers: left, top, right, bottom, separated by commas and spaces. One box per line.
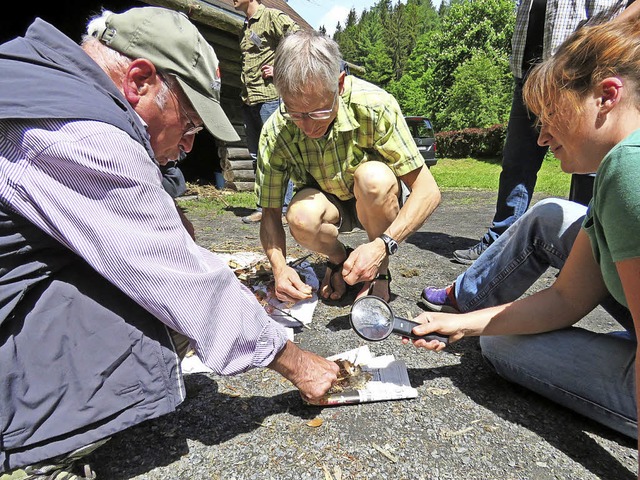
394, 317, 449, 345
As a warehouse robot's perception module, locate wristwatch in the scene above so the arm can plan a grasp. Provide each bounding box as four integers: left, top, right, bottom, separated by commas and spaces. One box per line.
379, 233, 399, 256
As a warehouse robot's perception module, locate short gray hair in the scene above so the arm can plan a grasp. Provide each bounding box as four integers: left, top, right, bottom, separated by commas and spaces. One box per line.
81, 35, 132, 80
273, 30, 342, 99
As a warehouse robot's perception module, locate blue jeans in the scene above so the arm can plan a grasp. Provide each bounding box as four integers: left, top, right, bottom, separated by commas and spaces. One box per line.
456, 198, 637, 438
483, 78, 548, 245
242, 100, 293, 212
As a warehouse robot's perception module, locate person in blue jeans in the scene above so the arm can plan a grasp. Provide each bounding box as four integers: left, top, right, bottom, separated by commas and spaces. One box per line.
235, 0, 298, 224
453, 0, 630, 264
411, 15, 640, 444
420, 199, 636, 439
242, 99, 294, 223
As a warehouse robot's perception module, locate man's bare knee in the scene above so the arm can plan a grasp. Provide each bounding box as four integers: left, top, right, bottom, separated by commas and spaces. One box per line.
354, 162, 398, 201
287, 201, 321, 237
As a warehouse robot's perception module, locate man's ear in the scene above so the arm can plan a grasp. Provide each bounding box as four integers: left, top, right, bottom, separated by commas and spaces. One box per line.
123, 59, 160, 107
598, 77, 624, 114
338, 70, 346, 95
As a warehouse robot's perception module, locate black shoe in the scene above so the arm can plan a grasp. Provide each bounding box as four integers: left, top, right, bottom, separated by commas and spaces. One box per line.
453, 240, 489, 265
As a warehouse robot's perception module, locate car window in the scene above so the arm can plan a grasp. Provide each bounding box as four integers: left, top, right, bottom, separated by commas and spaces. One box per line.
406, 118, 434, 138
414, 121, 434, 138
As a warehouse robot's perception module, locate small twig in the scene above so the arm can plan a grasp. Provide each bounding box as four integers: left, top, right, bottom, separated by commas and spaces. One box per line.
254, 421, 273, 428
372, 443, 398, 463
322, 464, 334, 480
288, 252, 313, 268
269, 303, 304, 324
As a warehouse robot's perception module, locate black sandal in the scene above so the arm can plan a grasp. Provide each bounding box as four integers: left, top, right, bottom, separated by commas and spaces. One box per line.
323, 244, 354, 301
368, 270, 392, 300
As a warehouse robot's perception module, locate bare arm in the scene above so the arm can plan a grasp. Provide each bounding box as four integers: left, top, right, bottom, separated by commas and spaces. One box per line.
615, 256, 640, 458
343, 165, 441, 285
387, 165, 441, 243
409, 230, 609, 350
260, 207, 312, 302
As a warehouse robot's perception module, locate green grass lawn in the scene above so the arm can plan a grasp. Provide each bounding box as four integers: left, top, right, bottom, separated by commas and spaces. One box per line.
430, 155, 571, 198
181, 155, 572, 214
179, 188, 256, 216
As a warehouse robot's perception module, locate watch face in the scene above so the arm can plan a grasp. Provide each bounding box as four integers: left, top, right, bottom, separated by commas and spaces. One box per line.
381, 234, 398, 255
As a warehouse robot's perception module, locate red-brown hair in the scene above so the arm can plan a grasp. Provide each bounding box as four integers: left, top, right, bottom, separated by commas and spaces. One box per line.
523, 15, 640, 130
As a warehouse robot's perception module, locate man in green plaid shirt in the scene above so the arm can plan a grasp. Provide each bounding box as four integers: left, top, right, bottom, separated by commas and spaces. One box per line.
256, 30, 441, 305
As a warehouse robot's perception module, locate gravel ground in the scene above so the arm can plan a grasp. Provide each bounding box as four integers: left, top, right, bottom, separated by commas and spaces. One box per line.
88, 190, 637, 480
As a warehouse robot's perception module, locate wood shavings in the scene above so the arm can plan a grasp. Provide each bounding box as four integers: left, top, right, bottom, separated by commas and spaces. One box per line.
372, 443, 398, 463
444, 426, 474, 437
427, 387, 452, 396
306, 417, 324, 428
333, 465, 342, 480
321, 464, 343, 480
322, 464, 333, 480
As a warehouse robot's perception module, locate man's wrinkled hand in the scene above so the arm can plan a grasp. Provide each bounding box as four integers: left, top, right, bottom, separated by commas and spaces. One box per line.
291, 351, 340, 403
274, 266, 313, 303
342, 242, 385, 285
269, 341, 339, 403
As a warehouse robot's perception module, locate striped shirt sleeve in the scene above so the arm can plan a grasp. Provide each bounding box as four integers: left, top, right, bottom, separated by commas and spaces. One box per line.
0, 119, 289, 375
511, 0, 627, 79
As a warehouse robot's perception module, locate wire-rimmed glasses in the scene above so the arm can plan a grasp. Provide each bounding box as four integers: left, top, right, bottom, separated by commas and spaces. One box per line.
164, 77, 204, 137
279, 92, 338, 122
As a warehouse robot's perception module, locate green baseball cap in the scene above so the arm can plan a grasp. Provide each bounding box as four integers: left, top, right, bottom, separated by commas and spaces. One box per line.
91, 7, 240, 142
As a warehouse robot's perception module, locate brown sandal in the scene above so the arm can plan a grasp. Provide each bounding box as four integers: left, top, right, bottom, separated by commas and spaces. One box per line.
367, 270, 392, 300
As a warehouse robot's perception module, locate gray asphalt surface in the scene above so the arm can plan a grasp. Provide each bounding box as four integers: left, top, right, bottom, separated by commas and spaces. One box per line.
89, 189, 637, 480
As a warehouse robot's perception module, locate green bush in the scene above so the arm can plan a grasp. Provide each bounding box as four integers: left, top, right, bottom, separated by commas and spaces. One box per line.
436, 124, 506, 158
437, 51, 512, 131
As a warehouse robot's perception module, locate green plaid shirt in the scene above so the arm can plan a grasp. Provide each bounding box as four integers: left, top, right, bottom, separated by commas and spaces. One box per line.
256, 76, 424, 208
240, 5, 299, 105
510, 0, 626, 78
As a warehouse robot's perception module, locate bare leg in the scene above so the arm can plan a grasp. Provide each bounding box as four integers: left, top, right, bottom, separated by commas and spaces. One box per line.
287, 188, 348, 300
353, 162, 400, 301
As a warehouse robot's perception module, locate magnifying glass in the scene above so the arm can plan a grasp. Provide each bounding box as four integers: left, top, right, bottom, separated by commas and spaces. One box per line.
350, 295, 449, 344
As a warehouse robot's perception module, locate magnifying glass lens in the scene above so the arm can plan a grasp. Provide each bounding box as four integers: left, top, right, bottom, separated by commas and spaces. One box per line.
350, 297, 393, 341
351, 295, 450, 344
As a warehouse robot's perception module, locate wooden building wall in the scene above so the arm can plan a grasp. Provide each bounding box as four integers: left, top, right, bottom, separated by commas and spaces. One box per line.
2, 1, 362, 191
143, 0, 316, 190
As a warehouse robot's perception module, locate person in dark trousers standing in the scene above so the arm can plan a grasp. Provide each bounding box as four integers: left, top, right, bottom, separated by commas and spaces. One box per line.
452, 0, 631, 265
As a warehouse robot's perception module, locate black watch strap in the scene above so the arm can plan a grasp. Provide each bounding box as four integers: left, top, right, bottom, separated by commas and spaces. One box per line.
379, 233, 398, 255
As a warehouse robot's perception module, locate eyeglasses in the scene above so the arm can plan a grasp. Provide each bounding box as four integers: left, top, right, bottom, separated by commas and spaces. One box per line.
166, 80, 204, 137
279, 92, 338, 121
